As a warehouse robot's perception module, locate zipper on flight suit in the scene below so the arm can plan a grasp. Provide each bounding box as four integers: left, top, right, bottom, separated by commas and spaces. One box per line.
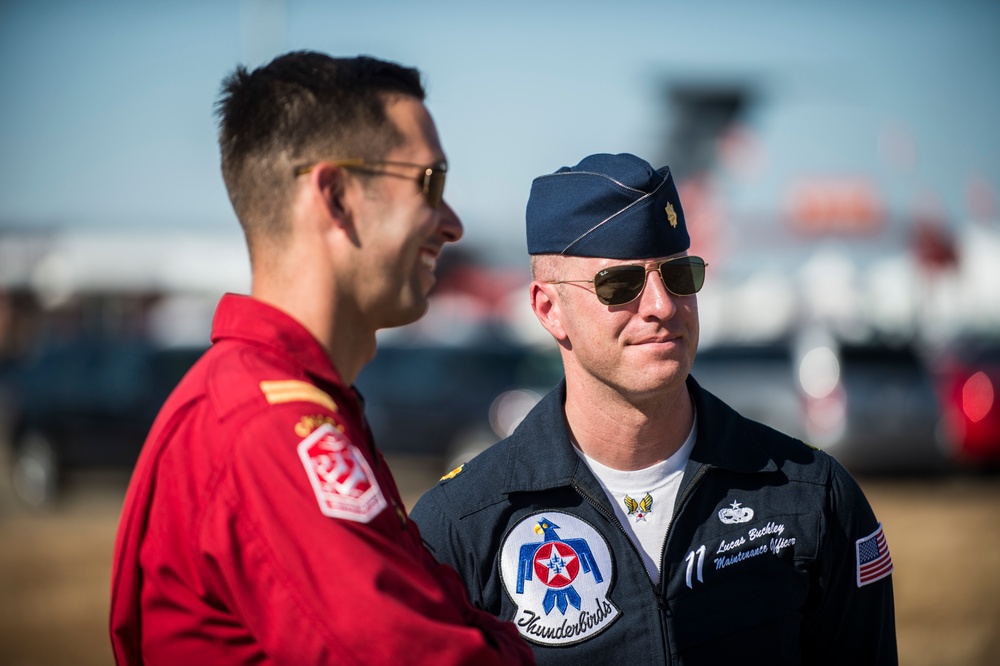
571, 462, 712, 658
569, 476, 676, 656
655, 463, 711, 658
658, 463, 711, 582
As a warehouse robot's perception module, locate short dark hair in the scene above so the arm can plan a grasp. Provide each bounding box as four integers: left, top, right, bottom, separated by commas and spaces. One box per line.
215, 51, 425, 246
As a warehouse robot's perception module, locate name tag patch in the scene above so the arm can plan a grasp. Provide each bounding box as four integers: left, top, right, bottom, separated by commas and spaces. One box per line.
499, 512, 620, 647
297, 423, 386, 523
685, 519, 798, 589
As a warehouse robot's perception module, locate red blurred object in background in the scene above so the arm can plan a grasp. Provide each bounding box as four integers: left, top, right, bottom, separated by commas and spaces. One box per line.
935, 339, 1000, 466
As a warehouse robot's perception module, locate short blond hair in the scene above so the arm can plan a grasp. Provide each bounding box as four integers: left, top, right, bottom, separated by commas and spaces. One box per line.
529, 254, 565, 281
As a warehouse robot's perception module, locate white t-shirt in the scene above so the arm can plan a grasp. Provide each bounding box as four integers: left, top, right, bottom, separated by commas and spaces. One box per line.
575, 415, 697, 585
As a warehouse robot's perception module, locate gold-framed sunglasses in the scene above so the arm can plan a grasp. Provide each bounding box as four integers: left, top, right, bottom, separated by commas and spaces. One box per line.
293, 159, 447, 209
547, 256, 708, 306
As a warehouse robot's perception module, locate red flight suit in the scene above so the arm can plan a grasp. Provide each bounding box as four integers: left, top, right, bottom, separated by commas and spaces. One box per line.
110, 293, 533, 665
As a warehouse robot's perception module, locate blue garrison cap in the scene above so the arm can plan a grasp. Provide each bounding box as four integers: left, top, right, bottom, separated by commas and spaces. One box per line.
526, 153, 689, 259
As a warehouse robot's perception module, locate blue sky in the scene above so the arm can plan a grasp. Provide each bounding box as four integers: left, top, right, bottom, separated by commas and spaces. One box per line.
1, 0, 998, 263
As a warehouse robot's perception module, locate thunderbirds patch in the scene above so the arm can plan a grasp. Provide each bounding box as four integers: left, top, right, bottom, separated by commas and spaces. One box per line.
297, 423, 386, 523
499, 512, 620, 646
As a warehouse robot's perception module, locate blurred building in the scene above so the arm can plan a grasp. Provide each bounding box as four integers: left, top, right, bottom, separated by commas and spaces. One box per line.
1, 220, 998, 364
647, 75, 1000, 351
2, 64, 999, 361
0, 228, 250, 359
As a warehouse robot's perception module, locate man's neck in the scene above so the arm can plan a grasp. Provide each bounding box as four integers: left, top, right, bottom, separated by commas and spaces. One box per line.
251, 274, 376, 387
563, 376, 694, 471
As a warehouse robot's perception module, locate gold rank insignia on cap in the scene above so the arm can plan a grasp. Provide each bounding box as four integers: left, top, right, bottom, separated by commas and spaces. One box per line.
259, 380, 338, 412
666, 202, 678, 228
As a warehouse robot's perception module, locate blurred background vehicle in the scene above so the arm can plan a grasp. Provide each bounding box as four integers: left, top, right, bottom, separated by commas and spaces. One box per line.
1, 337, 204, 507
441, 331, 952, 476
355, 338, 563, 472
690, 341, 805, 439
932, 336, 1000, 468
691, 333, 949, 475
381, 329, 955, 477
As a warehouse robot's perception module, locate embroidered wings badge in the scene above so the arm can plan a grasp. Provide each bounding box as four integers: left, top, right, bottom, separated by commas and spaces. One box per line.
624, 493, 653, 523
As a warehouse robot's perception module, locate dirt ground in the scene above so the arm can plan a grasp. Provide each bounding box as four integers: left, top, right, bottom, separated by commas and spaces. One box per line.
1, 454, 998, 666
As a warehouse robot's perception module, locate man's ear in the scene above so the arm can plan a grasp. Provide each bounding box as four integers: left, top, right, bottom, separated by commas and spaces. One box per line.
530, 281, 569, 343
313, 164, 360, 245
316, 164, 349, 221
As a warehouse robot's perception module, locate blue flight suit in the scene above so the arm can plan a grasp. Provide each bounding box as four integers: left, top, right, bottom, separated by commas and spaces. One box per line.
411, 376, 897, 665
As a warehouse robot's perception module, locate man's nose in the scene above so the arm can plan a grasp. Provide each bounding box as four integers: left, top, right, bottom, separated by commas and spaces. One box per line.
637, 267, 678, 318
438, 200, 463, 243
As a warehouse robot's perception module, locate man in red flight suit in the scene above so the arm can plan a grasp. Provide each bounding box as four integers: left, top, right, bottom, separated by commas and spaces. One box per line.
109, 51, 534, 665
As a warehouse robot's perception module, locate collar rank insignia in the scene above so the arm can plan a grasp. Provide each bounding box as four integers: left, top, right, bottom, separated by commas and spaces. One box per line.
440, 464, 464, 481
499, 511, 620, 646
624, 493, 653, 523
665, 202, 678, 228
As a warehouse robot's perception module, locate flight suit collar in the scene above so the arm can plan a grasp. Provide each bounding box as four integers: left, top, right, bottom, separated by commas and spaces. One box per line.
501, 380, 583, 495
500, 374, 779, 498
210, 293, 347, 392
687, 374, 781, 474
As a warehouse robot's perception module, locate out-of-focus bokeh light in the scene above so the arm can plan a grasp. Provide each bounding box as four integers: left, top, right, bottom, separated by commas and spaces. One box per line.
963, 371, 994, 423
799, 346, 841, 400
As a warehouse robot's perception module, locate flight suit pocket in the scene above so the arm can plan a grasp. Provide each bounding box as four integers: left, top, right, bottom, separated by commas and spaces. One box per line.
669, 561, 809, 662
666, 511, 817, 662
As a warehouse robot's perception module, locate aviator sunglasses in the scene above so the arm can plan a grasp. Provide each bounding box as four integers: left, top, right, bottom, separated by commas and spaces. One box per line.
547, 256, 708, 306
293, 159, 447, 209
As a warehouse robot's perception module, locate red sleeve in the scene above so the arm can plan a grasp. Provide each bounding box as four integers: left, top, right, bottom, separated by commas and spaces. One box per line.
197, 406, 534, 665
418, 530, 537, 659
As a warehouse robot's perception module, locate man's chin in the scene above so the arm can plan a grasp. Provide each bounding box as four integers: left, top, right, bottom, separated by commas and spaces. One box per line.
621, 359, 692, 394
379, 299, 429, 331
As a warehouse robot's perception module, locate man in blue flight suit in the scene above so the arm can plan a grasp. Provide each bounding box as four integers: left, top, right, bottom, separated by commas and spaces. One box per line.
410, 153, 897, 664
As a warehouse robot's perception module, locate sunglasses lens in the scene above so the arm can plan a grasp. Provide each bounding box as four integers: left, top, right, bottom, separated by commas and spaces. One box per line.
660, 257, 706, 296
424, 168, 446, 208
593, 266, 647, 305
591, 258, 707, 305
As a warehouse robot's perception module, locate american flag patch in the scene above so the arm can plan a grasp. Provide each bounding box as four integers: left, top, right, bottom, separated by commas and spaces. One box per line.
856, 524, 893, 587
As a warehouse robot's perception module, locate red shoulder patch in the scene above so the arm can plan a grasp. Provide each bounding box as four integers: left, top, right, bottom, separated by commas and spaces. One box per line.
297, 424, 386, 523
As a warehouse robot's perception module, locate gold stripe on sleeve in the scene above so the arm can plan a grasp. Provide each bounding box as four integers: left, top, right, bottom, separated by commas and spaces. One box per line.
259, 380, 338, 412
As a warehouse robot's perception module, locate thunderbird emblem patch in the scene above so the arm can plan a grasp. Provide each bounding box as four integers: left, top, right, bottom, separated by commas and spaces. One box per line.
297, 423, 387, 523
499, 512, 620, 646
